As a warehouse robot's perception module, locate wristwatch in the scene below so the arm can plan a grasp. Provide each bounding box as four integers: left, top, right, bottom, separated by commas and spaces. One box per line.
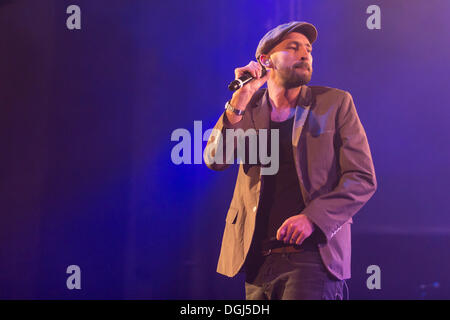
225, 100, 245, 116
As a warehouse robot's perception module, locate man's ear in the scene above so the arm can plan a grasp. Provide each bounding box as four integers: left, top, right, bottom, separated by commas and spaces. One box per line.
259, 55, 272, 68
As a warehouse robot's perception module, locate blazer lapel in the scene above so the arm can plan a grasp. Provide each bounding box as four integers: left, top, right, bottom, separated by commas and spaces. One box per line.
292, 85, 312, 147
292, 85, 313, 204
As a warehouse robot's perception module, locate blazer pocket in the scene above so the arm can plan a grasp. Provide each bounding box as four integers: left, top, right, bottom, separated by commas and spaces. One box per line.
225, 207, 239, 224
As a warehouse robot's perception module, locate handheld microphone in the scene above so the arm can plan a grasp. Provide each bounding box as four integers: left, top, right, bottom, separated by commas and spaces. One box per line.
228, 65, 267, 91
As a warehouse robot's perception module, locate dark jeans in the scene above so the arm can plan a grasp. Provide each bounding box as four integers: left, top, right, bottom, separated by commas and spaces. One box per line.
244, 249, 344, 300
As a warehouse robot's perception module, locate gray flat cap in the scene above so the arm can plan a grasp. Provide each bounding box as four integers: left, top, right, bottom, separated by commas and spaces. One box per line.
255, 21, 318, 59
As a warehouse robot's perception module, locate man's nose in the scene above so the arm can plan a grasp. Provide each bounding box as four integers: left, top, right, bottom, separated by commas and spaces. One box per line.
300, 49, 310, 61
299, 47, 310, 61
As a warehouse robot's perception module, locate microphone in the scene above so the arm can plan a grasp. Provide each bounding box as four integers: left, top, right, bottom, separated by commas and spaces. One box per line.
228, 66, 267, 91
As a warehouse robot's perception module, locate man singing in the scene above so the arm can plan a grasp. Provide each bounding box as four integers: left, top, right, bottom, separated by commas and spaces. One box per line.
204, 21, 377, 300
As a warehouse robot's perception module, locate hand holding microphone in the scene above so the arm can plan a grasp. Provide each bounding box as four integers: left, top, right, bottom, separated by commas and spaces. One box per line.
225, 60, 271, 124
228, 61, 270, 92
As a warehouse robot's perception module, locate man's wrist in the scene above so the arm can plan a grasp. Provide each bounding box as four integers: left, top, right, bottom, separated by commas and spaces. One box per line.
230, 90, 253, 111
225, 101, 245, 116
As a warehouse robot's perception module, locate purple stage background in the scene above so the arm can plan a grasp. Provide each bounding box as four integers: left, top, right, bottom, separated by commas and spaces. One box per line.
1, 0, 450, 299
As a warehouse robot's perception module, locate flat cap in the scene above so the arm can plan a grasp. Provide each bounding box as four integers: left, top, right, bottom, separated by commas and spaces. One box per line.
255, 21, 318, 59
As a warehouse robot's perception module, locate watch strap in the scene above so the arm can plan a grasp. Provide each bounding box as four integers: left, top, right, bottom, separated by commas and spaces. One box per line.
224, 101, 245, 116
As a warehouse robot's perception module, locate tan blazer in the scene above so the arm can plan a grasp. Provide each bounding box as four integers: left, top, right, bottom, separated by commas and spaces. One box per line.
204, 85, 377, 280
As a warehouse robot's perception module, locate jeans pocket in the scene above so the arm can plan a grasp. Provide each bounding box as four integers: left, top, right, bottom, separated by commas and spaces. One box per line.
284, 251, 325, 270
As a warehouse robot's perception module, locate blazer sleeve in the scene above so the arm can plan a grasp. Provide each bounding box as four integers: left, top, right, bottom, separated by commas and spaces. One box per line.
203, 104, 253, 171
302, 91, 377, 243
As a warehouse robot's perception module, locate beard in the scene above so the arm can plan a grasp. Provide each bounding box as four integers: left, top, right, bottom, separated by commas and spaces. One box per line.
277, 62, 312, 89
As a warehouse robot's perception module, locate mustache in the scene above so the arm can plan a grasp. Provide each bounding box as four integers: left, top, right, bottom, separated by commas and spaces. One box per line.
293, 61, 311, 71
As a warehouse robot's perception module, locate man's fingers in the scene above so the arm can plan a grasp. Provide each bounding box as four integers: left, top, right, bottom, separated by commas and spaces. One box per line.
276, 214, 314, 245
276, 229, 282, 241
249, 66, 258, 78
254, 65, 262, 78
234, 67, 249, 79
250, 62, 260, 78
276, 222, 287, 241
290, 229, 301, 244
257, 63, 264, 78
234, 67, 241, 79
295, 232, 306, 245
234, 61, 264, 80
283, 224, 294, 243
256, 68, 270, 83
254, 62, 266, 79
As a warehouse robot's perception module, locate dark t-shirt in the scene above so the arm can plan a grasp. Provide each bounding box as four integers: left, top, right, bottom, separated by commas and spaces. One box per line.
254, 115, 318, 251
